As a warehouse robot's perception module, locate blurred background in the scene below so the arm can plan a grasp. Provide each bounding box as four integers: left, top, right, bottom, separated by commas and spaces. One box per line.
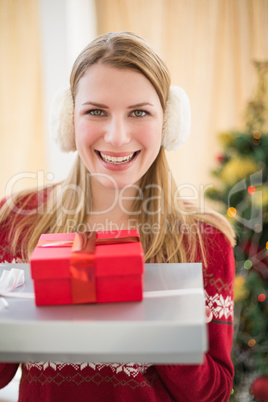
0, 1, 268, 401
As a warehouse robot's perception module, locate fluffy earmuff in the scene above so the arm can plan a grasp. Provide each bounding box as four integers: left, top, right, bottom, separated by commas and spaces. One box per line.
50, 88, 76, 152
162, 86, 191, 151
50, 85, 191, 152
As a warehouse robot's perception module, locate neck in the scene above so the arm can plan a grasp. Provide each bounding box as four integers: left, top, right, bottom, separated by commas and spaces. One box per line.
87, 177, 139, 231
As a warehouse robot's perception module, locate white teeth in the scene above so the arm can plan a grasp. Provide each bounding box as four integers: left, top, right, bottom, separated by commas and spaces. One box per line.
99, 152, 136, 164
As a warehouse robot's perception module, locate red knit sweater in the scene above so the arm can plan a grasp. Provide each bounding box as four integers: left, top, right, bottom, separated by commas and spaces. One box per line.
0, 195, 235, 402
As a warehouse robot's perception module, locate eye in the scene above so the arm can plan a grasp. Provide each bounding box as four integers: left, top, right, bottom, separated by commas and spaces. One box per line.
131, 110, 147, 117
87, 109, 105, 116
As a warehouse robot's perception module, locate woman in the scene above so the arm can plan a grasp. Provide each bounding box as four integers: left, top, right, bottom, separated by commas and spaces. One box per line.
0, 32, 235, 401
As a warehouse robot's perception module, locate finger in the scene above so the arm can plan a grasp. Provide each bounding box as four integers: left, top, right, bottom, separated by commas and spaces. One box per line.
205, 306, 213, 323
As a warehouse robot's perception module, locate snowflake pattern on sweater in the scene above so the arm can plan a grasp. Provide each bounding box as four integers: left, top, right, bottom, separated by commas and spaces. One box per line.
205, 291, 233, 320
24, 362, 152, 377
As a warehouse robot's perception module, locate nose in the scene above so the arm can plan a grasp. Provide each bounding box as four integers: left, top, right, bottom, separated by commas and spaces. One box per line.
104, 116, 131, 148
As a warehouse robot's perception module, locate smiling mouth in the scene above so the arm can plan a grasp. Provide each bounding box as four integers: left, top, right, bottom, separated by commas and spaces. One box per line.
97, 151, 139, 165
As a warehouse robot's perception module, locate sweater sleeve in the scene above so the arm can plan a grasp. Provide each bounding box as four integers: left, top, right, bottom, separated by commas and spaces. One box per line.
0, 195, 36, 387
0, 218, 20, 389
0, 363, 20, 389
155, 228, 235, 402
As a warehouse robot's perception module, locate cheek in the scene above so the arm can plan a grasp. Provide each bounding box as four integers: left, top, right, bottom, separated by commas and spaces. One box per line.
75, 120, 100, 147
137, 122, 162, 149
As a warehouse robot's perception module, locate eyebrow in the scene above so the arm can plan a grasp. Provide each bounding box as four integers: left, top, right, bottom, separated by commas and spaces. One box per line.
127, 102, 154, 109
82, 102, 109, 108
82, 101, 154, 108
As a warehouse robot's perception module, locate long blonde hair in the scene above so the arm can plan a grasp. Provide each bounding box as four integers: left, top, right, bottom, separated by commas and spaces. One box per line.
0, 32, 236, 263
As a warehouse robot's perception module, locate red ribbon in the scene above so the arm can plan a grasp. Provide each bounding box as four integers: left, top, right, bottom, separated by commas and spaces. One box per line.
37, 232, 139, 304
69, 232, 97, 304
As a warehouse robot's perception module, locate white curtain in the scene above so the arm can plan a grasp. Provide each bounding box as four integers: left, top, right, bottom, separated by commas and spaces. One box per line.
0, 0, 46, 196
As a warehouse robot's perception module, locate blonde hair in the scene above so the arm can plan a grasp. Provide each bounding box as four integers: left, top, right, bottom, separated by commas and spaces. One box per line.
70, 31, 170, 108
0, 32, 236, 263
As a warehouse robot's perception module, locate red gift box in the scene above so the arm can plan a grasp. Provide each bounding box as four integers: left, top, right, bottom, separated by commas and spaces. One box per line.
30, 230, 144, 306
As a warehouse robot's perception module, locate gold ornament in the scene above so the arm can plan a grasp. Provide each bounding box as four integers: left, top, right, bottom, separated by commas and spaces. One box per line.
220, 157, 259, 186
218, 132, 235, 148
234, 275, 249, 302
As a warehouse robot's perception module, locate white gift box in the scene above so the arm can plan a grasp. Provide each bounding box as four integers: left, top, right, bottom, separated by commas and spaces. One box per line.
0, 262, 207, 364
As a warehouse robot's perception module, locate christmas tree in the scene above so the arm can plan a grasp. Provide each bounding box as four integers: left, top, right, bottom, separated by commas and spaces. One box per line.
206, 61, 268, 401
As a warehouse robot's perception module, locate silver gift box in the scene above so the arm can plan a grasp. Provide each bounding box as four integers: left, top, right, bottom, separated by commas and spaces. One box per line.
0, 262, 207, 364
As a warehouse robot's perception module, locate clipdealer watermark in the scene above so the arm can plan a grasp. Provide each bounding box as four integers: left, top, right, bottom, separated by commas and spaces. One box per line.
65, 217, 216, 235
3, 169, 265, 235
4, 170, 214, 217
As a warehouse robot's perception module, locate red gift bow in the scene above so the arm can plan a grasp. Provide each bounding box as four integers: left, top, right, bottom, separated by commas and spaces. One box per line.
37, 232, 139, 304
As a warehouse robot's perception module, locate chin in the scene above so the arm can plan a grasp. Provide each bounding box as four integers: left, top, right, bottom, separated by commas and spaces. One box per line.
94, 175, 141, 192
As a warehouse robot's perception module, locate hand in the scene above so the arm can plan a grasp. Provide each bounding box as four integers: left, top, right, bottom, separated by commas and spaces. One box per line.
205, 306, 213, 323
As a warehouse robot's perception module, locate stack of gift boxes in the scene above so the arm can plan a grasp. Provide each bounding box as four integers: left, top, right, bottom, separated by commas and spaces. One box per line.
1, 229, 208, 364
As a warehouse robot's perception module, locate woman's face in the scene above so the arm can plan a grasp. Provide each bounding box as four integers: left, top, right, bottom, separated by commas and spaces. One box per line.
74, 63, 163, 190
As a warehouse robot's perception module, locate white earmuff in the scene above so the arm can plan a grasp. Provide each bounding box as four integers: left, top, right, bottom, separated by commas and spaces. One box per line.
162, 86, 191, 151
